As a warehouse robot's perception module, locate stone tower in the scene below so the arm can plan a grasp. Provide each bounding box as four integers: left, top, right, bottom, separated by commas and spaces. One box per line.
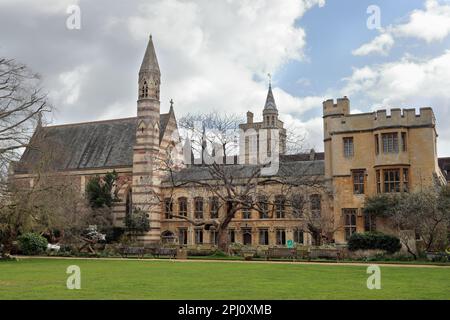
132, 35, 162, 243
239, 84, 287, 164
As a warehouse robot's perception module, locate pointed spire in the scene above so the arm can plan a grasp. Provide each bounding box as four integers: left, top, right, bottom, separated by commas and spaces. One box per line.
264, 84, 277, 111
139, 34, 160, 75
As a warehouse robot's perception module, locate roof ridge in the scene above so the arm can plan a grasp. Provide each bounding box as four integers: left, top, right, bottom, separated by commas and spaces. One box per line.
42, 116, 138, 129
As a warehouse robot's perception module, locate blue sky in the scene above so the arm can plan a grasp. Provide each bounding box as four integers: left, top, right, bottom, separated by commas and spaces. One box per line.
0, 0, 449, 155
281, 0, 425, 96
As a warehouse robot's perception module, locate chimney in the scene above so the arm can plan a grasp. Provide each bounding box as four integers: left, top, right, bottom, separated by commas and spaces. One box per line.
309, 148, 316, 161
247, 111, 254, 124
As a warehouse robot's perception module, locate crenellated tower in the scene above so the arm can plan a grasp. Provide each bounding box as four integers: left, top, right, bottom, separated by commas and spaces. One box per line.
132, 35, 162, 243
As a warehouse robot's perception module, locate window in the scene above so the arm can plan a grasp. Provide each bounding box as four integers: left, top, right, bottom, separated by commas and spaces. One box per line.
382, 132, 399, 153
292, 195, 304, 217
343, 209, 357, 241
228, 229, 235, 243
209, 197, 219, 219
195, 229, 203, 244
343, 137, 354, 158
242, 228, 252, 245
403, 168, 409, 192
178, 197, 187, 217
164, 198, 173, 219
241, 196, 252, 219
210, 230, 218, 245
178, 228, 188, 245
293, 228, 304, 244
271, 116, 275, 126
258, 196, 269, 219
259, 229, 269, 245
376, 170, 381, 193
141, 80, 148, 98
276, 229, 286, 245
194, 197, 204, 219
401, 132, 407, 152
364, 212, 376, 232
384, 169, 401, 193
275, 195, 286, 218
126, 188, 132, 216
310, 194, 321, 214
352, 170, 365, 194
375, 134, 379, 155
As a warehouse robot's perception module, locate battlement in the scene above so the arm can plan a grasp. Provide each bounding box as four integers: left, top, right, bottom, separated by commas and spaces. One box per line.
323, 96, 350, 117
374, 107, 435, 126
325, 106, 436, 135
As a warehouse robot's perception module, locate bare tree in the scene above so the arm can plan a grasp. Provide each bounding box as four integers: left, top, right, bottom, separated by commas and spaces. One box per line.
365, 187, 450, 259
160, 111, 327, 251
391, 188, 450, 256
0, 58, 51, 195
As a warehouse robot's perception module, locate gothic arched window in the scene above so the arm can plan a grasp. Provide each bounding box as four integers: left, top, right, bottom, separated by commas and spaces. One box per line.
126, 188, 133, 216
141, 81, 148, 98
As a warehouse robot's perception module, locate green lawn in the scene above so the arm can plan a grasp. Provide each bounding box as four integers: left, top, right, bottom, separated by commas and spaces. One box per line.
0, 258, 449, 300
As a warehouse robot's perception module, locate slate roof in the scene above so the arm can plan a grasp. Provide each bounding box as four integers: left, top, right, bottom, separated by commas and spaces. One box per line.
167, 160, 324, 183
15, 114, 170, 173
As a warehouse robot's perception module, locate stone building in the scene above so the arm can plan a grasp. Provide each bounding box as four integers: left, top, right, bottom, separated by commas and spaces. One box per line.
11, 37, 448, 247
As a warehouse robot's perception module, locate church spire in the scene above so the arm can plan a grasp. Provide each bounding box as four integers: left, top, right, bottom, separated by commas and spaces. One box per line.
263, 83, 277, 111
138, 35, 160, 100
139, 35, 160, 75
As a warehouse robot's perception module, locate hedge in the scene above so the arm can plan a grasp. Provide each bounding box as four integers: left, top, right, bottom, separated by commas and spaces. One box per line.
348, 232, 401, 254
18, 233, 48, 255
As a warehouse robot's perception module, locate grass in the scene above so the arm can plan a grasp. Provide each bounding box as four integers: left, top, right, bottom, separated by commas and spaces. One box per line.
0, 258, 449, 300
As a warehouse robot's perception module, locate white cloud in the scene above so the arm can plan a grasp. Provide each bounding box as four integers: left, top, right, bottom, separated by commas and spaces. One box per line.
122, 0, 326, 119
352, 0, 450, 56
352, 33, 394, 56
51, 65, 90, 106
342, 50, 450, 155
0, 0, 79, 14
393, 0, 450, 43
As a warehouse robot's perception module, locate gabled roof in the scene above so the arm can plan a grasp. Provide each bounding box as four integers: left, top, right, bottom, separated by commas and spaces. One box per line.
15, 114, 170, 173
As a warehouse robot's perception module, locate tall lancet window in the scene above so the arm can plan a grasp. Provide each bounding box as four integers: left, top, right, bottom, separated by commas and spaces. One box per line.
141, 81, 148, 98
126, 188, 133, 216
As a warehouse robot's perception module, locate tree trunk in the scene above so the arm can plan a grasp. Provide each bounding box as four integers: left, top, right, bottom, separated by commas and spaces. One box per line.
217, 228, 228, 252
216, 207, 235, 253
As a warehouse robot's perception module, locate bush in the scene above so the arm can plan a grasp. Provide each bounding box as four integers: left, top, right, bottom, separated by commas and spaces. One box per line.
18, 233, 48, 255
348, 232, 401, 254
104, 227, 125, 243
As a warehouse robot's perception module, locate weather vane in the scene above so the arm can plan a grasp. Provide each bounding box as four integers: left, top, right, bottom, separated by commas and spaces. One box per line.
267, 73, 272, 87
170, 98, 174, 108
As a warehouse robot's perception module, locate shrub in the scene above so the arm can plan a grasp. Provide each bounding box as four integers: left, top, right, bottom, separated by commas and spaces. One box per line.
348, 232, 401, 254
18, 233, 48, 255
211, 250, 227, 257
104, 227, 125, 243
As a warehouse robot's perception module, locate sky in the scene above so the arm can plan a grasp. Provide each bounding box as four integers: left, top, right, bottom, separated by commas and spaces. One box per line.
0, 0, 449, 156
